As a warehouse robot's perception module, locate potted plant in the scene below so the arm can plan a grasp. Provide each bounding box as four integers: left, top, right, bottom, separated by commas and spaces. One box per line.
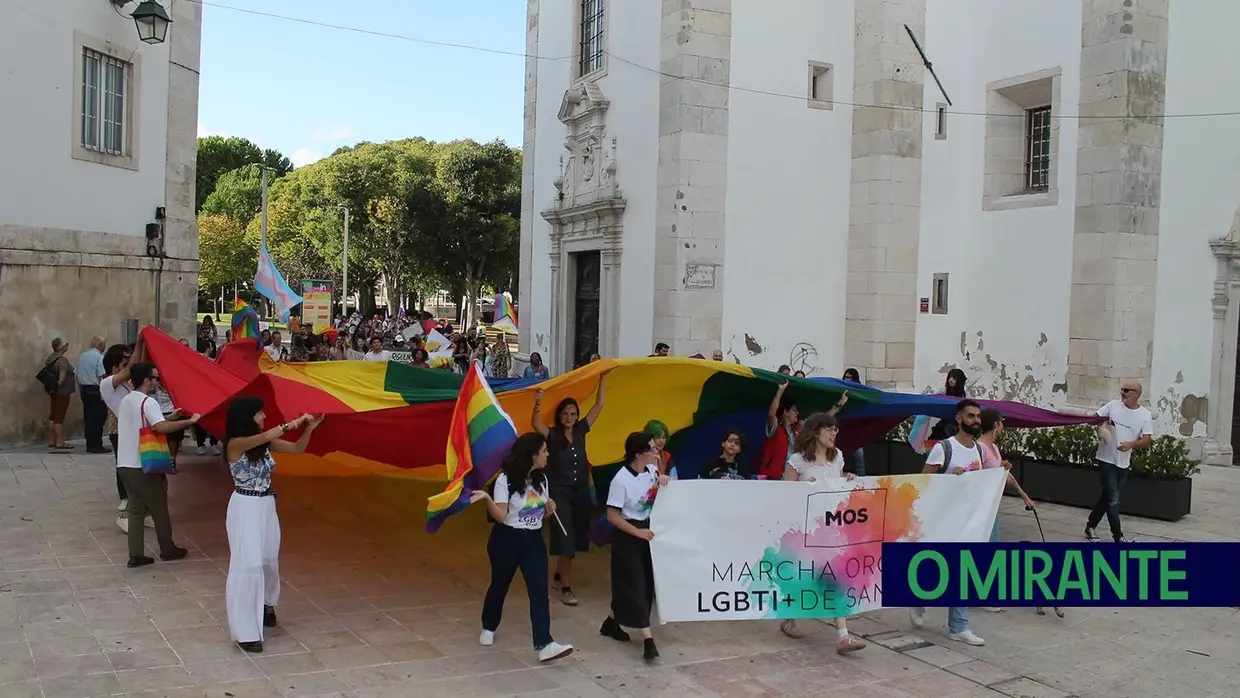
1017, 426, 1197, 521
1125, 436, 1198, 521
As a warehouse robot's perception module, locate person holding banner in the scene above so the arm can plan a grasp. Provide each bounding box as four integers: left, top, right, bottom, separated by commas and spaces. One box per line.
779, 413, 866, 653
532, 373, 609, 607
912, 399, 987, 646
469, 433, 575, 663
644, 420, 673, 476
756, 381, 799, 480
603, 431, 670, 663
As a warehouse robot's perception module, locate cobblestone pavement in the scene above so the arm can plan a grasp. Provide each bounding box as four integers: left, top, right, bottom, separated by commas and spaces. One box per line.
0, 446, 1237, 698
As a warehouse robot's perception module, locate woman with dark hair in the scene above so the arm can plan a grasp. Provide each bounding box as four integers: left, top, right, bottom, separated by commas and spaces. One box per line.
704, 430, 748, 479
781, 413, 864, 652
523, 352, 550, 380
975, 407, 1033, 615
469, 432, 574, 663
603, 431, 670, 663
222, 398, 323, 654
409, 347, 430, 369
644, 419, 673, 476
531, 371, 609, 606
929, 369, 970, 441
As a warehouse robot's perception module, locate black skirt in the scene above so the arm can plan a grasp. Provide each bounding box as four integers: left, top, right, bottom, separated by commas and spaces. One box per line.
610, 518, 655, 629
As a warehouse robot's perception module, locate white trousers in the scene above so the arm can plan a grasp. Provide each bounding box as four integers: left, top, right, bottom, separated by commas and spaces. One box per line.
225, 492, 281, 643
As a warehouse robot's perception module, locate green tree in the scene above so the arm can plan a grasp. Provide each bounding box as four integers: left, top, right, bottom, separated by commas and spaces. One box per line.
197, 213, 255, 291
196, 136, 292, 212
200, 166, 263, 224
418, 139, 522, 326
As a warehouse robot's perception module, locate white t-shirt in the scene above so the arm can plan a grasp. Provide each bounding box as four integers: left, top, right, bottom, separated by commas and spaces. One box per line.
607, 463, 661, 521
787, 451, 846, 482
925, 436, 984, 474
265, 345, 284, 362
492, 472, 548, 530
99, 374, 132, 415
1096, 400, 1154, 469
364, 350, 391, 362
116, 392, 166, 469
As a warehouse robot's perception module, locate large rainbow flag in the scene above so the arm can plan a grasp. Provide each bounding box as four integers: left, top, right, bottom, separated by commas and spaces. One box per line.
141, 326, 1098, 485
426, 361, 517, 532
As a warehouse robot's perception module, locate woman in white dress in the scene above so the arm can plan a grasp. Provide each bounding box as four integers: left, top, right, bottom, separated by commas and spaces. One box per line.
222, 397, 323, 654
780, 413, 866, 654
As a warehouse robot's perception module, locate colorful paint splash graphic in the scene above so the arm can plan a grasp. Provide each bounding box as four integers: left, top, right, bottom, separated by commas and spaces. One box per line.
747, 476, 928, 619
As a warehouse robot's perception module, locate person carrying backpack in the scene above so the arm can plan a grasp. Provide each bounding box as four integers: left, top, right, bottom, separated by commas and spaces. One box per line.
909, 399, 987, 647
38, 337, 76, 450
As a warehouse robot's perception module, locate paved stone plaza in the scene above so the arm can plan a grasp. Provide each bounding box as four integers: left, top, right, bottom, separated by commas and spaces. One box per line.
0, 448, 1236, 698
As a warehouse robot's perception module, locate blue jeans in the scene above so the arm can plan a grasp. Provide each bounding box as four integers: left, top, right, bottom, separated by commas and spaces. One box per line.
1087, 460, 1128, 540
481, 525, 553, 649
913, 606, 969, 634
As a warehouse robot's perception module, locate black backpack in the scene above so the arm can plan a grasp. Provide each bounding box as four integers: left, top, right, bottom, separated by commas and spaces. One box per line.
35, 360, 59, 394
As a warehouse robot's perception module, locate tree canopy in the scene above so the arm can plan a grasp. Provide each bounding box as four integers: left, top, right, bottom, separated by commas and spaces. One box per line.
196, 136, 292, 213
195, 135, 522, 321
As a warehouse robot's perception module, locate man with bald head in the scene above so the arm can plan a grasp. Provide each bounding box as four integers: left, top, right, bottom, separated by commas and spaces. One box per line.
76, 335, 109, 454
1086, 381, 1153, 543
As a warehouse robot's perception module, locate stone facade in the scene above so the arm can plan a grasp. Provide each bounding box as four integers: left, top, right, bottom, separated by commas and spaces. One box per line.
0, 1, 201, 446
652, 0, 732, 358
1066, 0, 1168, 406
843, 0, 926, 389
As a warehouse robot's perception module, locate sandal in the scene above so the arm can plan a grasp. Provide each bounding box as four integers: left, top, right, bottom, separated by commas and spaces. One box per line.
780, 620, 803, 639
837, 634, 867, 654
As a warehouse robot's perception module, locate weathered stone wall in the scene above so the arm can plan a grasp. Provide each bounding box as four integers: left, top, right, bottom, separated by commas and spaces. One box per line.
0, 0, 201, 447
1066, 0, 1168, 405
653, 0, 732, 358
844, 0, 926, 389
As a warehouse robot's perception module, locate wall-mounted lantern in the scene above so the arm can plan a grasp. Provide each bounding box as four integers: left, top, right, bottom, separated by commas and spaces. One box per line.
110, 0, 173, 45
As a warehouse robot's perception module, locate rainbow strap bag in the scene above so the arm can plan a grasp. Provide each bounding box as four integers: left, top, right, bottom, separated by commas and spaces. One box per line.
138, 397, 176, 474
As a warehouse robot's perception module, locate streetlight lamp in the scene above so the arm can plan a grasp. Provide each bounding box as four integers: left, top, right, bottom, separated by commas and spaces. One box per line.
111, 1, 173, 45
338, 206, 350, 322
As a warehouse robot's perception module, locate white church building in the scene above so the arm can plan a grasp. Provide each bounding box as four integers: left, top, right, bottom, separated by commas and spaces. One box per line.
515, 0, 1240, 464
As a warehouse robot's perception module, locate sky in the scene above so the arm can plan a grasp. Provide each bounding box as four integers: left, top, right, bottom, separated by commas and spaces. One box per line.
197, 0, 526, 166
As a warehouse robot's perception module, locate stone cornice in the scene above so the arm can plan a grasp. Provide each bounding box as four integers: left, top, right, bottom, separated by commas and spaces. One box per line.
541, 197, 627, 230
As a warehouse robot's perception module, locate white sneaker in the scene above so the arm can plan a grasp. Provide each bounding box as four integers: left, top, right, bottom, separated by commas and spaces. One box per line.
479, 630, 495, 647
143, 517, 154, 529
116, 516, 129, 534
117, 499, 128, 512
197, 446, 206, 455
909, 608, 925, 628
949, 630, 985, 646
537, 641, 573, 663
980, 607, 1004, 613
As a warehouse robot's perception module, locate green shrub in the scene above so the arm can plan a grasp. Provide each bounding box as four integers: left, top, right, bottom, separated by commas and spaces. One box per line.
1132, 435, 1201, 481
1015, 425, 1199, 481
885, 418, 913, 443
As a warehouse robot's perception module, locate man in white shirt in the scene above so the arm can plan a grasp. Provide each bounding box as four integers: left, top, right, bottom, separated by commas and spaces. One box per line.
911, 399, 987, 646
1085, 381, 1153, 544
117, 362, 200, 568
363, 336, 391, 362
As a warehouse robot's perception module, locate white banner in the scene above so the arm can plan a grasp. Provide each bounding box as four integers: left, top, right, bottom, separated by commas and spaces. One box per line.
649, 469, 1005, 622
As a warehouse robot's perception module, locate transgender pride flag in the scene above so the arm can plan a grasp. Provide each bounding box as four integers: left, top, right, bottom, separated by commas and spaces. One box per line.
254, 244, 303, 322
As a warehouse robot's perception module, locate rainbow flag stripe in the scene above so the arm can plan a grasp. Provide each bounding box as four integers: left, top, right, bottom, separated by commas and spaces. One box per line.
492, 292, 517, 332
232, 299, 260, 340
425, 360, 518, 531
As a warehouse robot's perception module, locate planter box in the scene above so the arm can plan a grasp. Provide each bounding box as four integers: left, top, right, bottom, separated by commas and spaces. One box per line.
862, 441, 927, 476
1018, 458, 1192, 522
862, 442, 891, 476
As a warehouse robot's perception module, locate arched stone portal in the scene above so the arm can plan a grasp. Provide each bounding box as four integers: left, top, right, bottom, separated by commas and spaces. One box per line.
1203, 209, 1240, 466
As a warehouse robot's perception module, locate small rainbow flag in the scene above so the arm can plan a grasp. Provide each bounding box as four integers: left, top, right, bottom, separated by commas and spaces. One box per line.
232, 299, 260, 340
425, 360, 518, 532
492, 292, 517, 332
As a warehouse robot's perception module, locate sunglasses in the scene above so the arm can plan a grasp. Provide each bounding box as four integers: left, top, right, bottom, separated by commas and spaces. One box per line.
1121, 388, 1135, 394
